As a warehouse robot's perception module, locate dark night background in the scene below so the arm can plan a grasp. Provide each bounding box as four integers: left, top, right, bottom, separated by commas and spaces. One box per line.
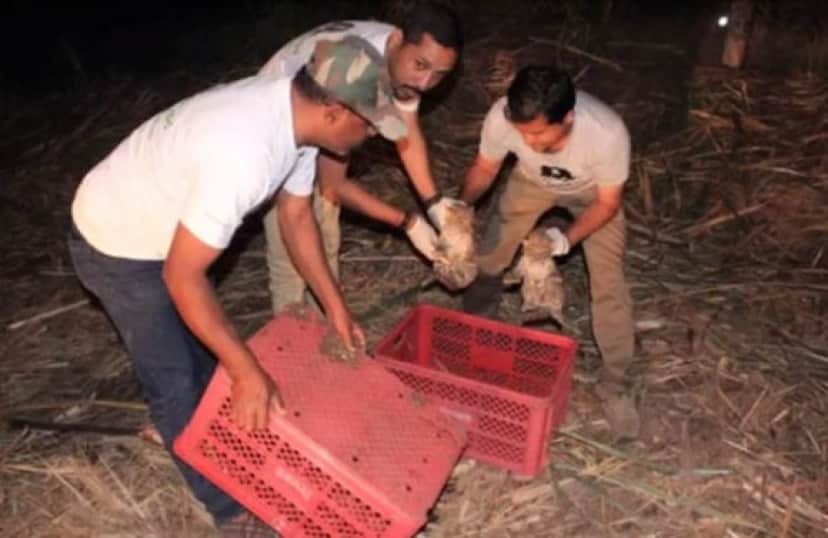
1, 1, 437, 98
1, 1, 731, 97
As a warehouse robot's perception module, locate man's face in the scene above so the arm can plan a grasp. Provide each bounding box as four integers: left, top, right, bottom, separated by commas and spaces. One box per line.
511, 112, 574, 153
389, 33, 458, 101
324, 105, 375, 156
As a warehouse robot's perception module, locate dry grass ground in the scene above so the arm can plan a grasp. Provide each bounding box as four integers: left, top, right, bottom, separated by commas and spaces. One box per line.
2, 2, 826, 537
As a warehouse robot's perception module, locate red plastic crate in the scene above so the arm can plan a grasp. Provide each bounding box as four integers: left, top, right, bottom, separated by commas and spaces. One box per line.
372, 304, 577, 478
174, 311, 466, 538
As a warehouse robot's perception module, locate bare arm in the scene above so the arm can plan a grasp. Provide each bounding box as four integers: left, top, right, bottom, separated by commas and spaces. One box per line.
329, 176, 440, 259
276, 190, 364, 349
460, 153, 503, 205
396, 108, 439, 200
317, 152, 406, 227
316, 147, 436, 259
336, 179, 407, 227
163, 224, 282, 430
565, 184, 624, 246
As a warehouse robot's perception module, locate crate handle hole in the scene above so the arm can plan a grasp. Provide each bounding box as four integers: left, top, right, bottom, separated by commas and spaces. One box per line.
390, 334, 407, 352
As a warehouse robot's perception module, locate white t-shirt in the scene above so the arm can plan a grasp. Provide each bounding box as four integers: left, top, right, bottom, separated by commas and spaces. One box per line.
259, 20, 420, 113
71, 76, 318, 260
479, 91, 631, 195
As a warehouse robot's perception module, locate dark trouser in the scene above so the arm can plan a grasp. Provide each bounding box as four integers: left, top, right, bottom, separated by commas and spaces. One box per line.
67, 223, 241, 524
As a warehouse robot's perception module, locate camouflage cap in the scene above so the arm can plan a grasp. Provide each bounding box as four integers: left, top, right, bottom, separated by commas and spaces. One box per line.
306, 35, 407, 141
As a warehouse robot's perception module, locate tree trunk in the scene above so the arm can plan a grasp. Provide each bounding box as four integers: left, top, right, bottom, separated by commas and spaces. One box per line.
721, 0, 755, 68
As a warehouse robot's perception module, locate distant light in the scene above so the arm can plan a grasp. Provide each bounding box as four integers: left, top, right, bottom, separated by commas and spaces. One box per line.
717, 15, 729, 28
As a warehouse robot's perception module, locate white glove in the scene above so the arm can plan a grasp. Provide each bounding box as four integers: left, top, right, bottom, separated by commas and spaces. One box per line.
426, 196, 467, 231
404, 213, 439, 261
544, 227, 571, 257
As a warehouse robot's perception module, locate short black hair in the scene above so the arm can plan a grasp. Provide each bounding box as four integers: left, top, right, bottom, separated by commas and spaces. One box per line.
401, 1, 463, 52
506, 65, 576, 124
293, 66, 334, 105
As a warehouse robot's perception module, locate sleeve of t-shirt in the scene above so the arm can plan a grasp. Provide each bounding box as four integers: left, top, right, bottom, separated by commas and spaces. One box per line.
478, 101, 510, 163
258, 34, 309, 78
258, 53, 287, 77
180, 154, 267, 251
394, 96, 420, 113
592, 120, 631, 186
282, 149, 317, 196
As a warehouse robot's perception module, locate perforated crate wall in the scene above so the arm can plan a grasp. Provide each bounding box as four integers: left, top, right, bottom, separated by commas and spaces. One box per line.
174, 311, 466, 537
373, 304, 577, 477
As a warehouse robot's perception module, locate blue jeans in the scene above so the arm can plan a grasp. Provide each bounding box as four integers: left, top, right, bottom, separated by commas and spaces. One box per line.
67, 222, 242, 524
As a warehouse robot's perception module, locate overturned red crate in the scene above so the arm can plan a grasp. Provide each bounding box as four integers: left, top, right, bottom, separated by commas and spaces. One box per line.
174, 311, 466, 538
373, 304, 577, 478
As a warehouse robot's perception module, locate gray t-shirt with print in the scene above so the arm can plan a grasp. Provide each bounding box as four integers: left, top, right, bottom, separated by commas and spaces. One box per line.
479, 90, 631, 195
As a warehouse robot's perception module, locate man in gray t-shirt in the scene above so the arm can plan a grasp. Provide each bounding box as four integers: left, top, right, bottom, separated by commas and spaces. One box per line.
459, 65, 639, 439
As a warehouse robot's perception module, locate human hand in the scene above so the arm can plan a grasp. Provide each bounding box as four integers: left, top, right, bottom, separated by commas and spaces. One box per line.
403, 213, 439, 260
545, 227, 571, 257
426, 196, 467, 232
329, 309, 366, 356
230, 363, 284, 430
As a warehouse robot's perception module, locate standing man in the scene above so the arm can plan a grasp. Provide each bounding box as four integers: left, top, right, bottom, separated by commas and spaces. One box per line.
459, 65, 640, 440
68, 37, 405, 536
259, 0, 465, 313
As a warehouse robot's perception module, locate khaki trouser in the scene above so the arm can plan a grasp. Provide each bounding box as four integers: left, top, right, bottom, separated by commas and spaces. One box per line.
264, 183, 341, 314
478, 170, 635, 383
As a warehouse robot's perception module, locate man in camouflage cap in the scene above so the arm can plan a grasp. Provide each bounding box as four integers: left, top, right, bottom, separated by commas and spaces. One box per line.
260, 2, 463, 315
68, 36, 400, 537
306, 35, 407, 144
